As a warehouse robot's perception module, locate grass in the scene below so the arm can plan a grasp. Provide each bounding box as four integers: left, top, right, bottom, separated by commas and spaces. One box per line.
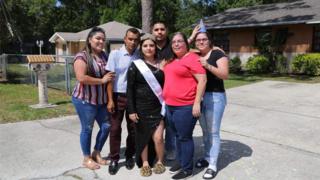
2, 62, 320, 123
225, 73, 320, 89
7, 63, 77, 92
0, 83, 75, 124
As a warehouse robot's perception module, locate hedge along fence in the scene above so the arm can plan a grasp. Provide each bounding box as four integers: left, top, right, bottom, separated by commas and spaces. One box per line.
291, 53, 320, 76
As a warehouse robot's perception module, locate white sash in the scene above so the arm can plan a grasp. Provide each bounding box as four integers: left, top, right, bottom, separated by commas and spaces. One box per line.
133, 59, 166, 116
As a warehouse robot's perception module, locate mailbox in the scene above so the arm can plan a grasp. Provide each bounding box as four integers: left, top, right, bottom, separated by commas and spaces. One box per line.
27, 55, 57, 108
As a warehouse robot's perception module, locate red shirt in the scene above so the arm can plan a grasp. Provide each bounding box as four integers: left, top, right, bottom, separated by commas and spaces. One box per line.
163, 52, 206, 106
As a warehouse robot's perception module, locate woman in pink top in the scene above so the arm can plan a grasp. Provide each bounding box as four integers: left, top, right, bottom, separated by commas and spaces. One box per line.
163, 32, 207, 180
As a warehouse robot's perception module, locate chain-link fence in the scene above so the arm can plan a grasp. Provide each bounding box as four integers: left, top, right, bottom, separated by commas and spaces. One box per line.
0, 54, 76, 94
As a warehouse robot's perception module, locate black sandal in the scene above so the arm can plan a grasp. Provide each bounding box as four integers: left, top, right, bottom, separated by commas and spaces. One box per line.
202, 168, 217, 179
195, 158, 209, 168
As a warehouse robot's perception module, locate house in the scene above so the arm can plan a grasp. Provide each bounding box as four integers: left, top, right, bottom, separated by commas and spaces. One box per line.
203, 0, 320, 63
49, 21, 141, 59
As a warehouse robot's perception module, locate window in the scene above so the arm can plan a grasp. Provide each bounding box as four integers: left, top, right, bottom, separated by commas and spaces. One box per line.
254, 28, 272, 47
212, 31, 229, 52
62, 44, 67, 55
254, 28, 272, 54
312, 25, 320, 52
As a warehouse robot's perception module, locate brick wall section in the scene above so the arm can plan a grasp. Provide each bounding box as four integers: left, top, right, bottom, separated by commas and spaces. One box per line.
229, 28, 258, 53
225, 24, 313, 54
282, 24, 313, 53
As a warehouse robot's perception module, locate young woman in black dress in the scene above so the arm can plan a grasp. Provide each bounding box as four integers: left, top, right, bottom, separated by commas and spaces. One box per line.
127, 34, 166, 177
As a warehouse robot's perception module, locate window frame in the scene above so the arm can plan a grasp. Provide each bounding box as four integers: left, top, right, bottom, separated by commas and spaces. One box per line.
312, 25, 320, 52
212, 30, 230, 52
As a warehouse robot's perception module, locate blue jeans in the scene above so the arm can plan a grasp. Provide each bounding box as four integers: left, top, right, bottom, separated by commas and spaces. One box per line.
199, 92, 226, 167
72, 97, 111, 156
165, 115, 176, 153
166, 105, 197, 172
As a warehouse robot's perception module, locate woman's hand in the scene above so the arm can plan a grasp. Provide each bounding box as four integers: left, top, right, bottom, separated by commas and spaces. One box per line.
107, 100, 115, 113
101, 71, 115, 84
192, 102, 201, 118
188, 25, 200, 44
199, 57, 209, 69
129, 113, 139, 123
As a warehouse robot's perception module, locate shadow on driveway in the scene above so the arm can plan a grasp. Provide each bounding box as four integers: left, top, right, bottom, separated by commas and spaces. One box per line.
193, 136, 253, 176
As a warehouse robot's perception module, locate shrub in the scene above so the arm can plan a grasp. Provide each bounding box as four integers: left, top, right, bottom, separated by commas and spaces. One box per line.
229, 56, 242, 73
291, 54, 320, 76
274, 54, 288, 74
245, 55, 270, 73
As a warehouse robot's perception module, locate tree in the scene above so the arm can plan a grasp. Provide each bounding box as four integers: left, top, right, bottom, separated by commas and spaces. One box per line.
141, 0, 153, 33
175, 0, 216, 35
1, 0, 224, 54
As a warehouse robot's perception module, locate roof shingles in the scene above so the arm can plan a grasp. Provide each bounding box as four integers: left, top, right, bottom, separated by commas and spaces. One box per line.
49, 21, 141, 43
204, 0, 320, 29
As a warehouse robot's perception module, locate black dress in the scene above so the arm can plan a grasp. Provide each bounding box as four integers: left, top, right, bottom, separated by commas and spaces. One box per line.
126, 61, 165, 168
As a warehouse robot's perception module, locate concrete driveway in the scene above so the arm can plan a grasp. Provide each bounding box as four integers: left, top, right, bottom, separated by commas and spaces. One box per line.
0, 80, 319, 180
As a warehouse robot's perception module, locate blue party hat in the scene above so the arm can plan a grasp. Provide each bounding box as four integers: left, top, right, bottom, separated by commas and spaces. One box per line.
199, 19, 206, 33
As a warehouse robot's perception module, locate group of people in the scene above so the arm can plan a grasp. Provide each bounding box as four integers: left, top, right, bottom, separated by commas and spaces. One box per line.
71, 21, 229, 180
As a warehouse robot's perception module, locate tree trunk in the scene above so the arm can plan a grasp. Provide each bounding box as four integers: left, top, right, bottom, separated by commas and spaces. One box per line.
141, 0, 153, 33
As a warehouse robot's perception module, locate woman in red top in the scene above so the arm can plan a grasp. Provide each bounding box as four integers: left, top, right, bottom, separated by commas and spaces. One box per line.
163, 32, 207, 180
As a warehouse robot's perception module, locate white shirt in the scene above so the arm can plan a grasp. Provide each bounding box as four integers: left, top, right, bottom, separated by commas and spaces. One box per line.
106, 45, 140, 93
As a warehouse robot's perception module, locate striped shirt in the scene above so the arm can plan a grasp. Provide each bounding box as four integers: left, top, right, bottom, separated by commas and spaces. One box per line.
72, 51, 109, 105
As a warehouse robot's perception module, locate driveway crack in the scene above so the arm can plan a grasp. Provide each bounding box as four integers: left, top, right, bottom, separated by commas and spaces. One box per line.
36, 121, 78, 136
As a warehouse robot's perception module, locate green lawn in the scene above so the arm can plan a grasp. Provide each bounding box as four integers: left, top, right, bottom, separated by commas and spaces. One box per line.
0, 83, 75, 124
1, 64, 320, 124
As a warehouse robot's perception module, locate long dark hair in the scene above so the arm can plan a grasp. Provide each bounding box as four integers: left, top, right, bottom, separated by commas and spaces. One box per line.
83, 26, 106, 77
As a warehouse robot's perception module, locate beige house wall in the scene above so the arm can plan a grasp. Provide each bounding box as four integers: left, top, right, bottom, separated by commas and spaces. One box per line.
68, 42, 80, 55
79, 42, 86, 51
281, 24, 313, 53
227, 28, 259, 63
227, 24, 313, 54
53, 38, 124, 62
225, 24, 314, 63
229, 28, 258, 53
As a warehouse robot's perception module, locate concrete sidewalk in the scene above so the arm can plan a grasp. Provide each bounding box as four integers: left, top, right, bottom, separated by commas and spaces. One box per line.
0, 80, 320, 180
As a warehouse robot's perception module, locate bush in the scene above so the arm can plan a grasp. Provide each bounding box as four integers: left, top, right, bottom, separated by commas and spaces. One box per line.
229, 56, 242, 73
245, 55, 270, 73
292, 54, 320, 76
274, 54, 288, 74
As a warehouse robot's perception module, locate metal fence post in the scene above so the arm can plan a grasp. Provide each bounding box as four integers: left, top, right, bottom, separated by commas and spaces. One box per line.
65, 57, 71, 95
0, 54, 8, 81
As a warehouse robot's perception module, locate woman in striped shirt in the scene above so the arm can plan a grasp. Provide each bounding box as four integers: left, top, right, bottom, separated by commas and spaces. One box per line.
72, 27, 115, 170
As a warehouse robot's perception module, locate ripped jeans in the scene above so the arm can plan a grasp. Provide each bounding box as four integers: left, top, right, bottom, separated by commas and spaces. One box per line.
72, 96, 111, 156
199, 92, 226, 167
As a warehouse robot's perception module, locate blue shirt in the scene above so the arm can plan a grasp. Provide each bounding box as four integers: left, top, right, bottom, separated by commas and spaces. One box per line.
106, 45, 140, 93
